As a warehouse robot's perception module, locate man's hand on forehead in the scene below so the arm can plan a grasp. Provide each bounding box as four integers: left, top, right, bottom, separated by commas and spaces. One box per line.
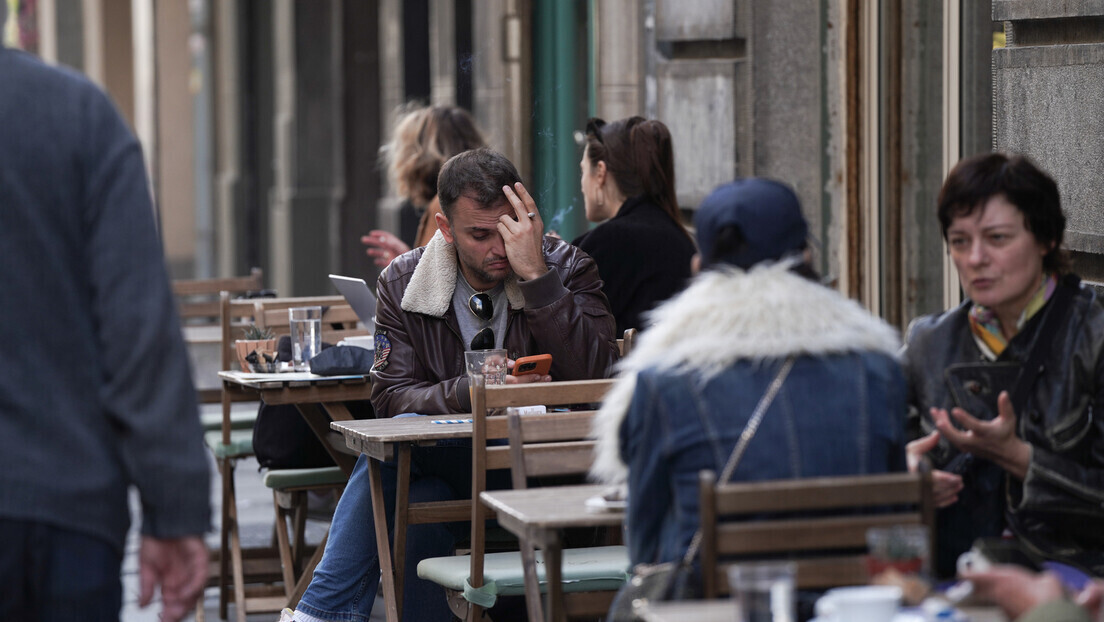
498, 182, 548, 282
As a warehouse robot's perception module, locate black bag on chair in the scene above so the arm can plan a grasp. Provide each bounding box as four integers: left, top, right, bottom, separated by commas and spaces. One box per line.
252, 336, 374, 469
252, 401, 336, 470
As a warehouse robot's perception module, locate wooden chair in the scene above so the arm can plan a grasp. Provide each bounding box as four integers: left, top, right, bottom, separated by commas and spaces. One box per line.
173, 268, 265, 407
698, 469, 935, 598
504, 408, 627, 622
173, 267, 265, 326
618, 327, 637, 357
207, 293, 364, 621
418, 378, 622, 622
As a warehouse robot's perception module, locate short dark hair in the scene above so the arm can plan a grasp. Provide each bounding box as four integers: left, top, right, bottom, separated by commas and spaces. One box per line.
938, 152, 1068, 273
437, 148, 523, 219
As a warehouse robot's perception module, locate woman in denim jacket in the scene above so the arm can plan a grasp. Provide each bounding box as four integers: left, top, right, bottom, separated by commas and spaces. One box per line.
591, 178, 907, 567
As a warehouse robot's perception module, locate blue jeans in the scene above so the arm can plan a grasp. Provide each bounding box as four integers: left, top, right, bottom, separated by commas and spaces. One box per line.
0, 518, 123, 621
297, 429, 483, 622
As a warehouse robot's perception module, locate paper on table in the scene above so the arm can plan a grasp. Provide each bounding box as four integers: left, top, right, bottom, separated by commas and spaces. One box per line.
585, 486, 628, 513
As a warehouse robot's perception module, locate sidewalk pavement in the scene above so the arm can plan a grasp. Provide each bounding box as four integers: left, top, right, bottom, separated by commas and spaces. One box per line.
119, 404, 386, 622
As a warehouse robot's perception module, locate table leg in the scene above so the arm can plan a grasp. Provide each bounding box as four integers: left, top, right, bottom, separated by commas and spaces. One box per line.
391, 445, 412, 621
544, 533, 565, 622
520, 539, 546, 622
321, 401, 355, 421
368, 458, 400, 622
295, 402, 357, 475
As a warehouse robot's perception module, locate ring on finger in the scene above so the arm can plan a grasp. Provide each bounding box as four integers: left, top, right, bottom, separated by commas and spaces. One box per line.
527, 212, 536, 219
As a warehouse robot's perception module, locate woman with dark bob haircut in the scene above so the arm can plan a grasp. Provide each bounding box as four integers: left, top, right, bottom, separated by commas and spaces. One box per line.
902, 152, 1104, 577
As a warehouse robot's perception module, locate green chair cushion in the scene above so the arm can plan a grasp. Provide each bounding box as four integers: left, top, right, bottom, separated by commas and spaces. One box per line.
263, 466, 348, 490
417, 545, 629, 608
200, 408, 257, 433
203, 428, 254, 459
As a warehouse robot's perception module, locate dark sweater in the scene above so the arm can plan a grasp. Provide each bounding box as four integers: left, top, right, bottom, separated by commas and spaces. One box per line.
573, 196, 696, 335
0, 47, 210, 552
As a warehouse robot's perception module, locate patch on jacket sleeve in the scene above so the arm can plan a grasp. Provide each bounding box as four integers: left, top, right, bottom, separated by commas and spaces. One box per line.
373, 330, 392, 372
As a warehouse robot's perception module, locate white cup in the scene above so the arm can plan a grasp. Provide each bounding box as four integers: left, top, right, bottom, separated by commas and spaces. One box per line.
289, 306, 322, 371
814, 585, 902, 622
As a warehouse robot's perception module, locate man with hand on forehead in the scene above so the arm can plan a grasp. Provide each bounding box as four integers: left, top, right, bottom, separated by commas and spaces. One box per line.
285, 147, 617, 622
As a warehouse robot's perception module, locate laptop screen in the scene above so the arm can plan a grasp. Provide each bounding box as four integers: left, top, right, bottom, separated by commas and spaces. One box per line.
328, 274, 376, 332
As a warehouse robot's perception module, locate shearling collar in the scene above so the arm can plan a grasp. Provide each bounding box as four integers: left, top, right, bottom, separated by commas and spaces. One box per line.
400, 230, 526, 317
590, 261, 901, 483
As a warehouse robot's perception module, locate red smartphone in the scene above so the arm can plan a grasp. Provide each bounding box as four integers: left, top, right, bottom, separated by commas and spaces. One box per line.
512, 354, 552, 376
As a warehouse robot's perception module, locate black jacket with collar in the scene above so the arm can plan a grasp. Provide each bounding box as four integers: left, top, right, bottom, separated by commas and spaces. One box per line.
572, 196, 696, 335
902, 276, 1104, 577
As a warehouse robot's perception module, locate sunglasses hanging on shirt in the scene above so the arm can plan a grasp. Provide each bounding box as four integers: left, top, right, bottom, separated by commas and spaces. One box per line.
468, 292, 495, 350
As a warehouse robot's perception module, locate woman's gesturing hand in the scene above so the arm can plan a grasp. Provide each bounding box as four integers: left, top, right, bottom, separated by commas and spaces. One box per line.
931, 391, 1032, 480
361, 230, 411, 267
906, 430, 964, 508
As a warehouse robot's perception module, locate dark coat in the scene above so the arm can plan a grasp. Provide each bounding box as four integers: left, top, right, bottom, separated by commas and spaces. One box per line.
902, 277, 1104, 577
573, 196, 696, 335
0, 47, 210, 552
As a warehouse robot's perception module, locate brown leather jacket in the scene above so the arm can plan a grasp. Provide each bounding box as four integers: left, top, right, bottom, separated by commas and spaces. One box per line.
370, 231, 618, 418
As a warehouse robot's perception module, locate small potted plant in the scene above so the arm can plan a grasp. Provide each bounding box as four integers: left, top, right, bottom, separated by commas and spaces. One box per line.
235, 325, 278, 372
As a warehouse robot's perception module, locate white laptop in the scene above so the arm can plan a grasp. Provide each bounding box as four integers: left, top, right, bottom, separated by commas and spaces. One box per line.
329, 274, 377, 333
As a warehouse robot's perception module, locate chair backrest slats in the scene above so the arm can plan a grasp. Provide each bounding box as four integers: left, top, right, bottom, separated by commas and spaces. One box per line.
466, 377, 615, 616
699, 468, 934, 596
174, 267, 263, 324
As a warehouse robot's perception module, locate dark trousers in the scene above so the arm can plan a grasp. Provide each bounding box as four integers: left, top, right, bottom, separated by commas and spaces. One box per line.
0, 518, 123, 621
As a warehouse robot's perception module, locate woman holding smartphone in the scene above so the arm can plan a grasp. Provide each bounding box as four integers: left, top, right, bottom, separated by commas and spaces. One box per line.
901, 153, 1104, 578
572, 117, 697, 335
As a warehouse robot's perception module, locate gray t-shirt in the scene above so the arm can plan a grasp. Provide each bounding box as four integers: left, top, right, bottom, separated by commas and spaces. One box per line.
453, 273, 509, 351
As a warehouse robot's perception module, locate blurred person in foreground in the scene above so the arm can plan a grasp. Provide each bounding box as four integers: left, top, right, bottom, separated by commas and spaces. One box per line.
591, 177, 906, 569
283, 148, 617, 621
0, 8, 210, 620
362, 104, 486, 267
961, 564, 1104, 622
902, 153, 1104, 578
571, 116, 697, 335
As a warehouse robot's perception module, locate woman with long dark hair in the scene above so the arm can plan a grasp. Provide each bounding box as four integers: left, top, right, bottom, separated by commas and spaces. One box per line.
572, 117, 697, 335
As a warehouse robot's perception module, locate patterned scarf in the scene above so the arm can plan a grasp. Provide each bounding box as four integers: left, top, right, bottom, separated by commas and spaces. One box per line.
968, 273, 1057, 359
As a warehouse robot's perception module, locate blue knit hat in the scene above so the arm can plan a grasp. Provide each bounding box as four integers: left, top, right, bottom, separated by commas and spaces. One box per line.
694, 178, 808, 269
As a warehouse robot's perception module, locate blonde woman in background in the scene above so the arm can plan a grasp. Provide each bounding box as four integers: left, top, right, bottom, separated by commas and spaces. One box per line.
362, 104, 486, 266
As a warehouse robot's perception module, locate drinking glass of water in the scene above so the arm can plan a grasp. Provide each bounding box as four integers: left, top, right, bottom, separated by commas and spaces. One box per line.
289, 306, 322, 371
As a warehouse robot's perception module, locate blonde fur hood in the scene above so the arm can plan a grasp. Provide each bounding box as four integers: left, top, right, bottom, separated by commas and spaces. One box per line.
590, 261, 901, 484
400, 230, 525, 317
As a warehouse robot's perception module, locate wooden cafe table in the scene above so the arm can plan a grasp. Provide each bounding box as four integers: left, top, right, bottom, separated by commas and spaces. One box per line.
218, 370, 373, 475
479, 483, 627, 622
331, 415, 476, 622
217, 370, 373, 606
637, 600, 1006, 622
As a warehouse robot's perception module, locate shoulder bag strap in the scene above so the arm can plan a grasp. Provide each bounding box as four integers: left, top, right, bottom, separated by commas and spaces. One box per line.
680, 356, 797, 566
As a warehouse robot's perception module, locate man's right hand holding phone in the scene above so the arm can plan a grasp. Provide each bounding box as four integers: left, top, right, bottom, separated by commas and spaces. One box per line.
505, 354, 552, 384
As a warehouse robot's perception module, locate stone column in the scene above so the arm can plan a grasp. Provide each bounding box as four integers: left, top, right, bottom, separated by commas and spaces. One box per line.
993, 0, 1104, 286
593, 0, 643, 120
269, 0, 344, 296
472, 0, 530, 177
429, 0, 456, 105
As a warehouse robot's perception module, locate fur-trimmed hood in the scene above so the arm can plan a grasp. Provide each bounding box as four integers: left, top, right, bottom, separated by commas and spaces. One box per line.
400, 230, 525, 317
590, 261, 901, 483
